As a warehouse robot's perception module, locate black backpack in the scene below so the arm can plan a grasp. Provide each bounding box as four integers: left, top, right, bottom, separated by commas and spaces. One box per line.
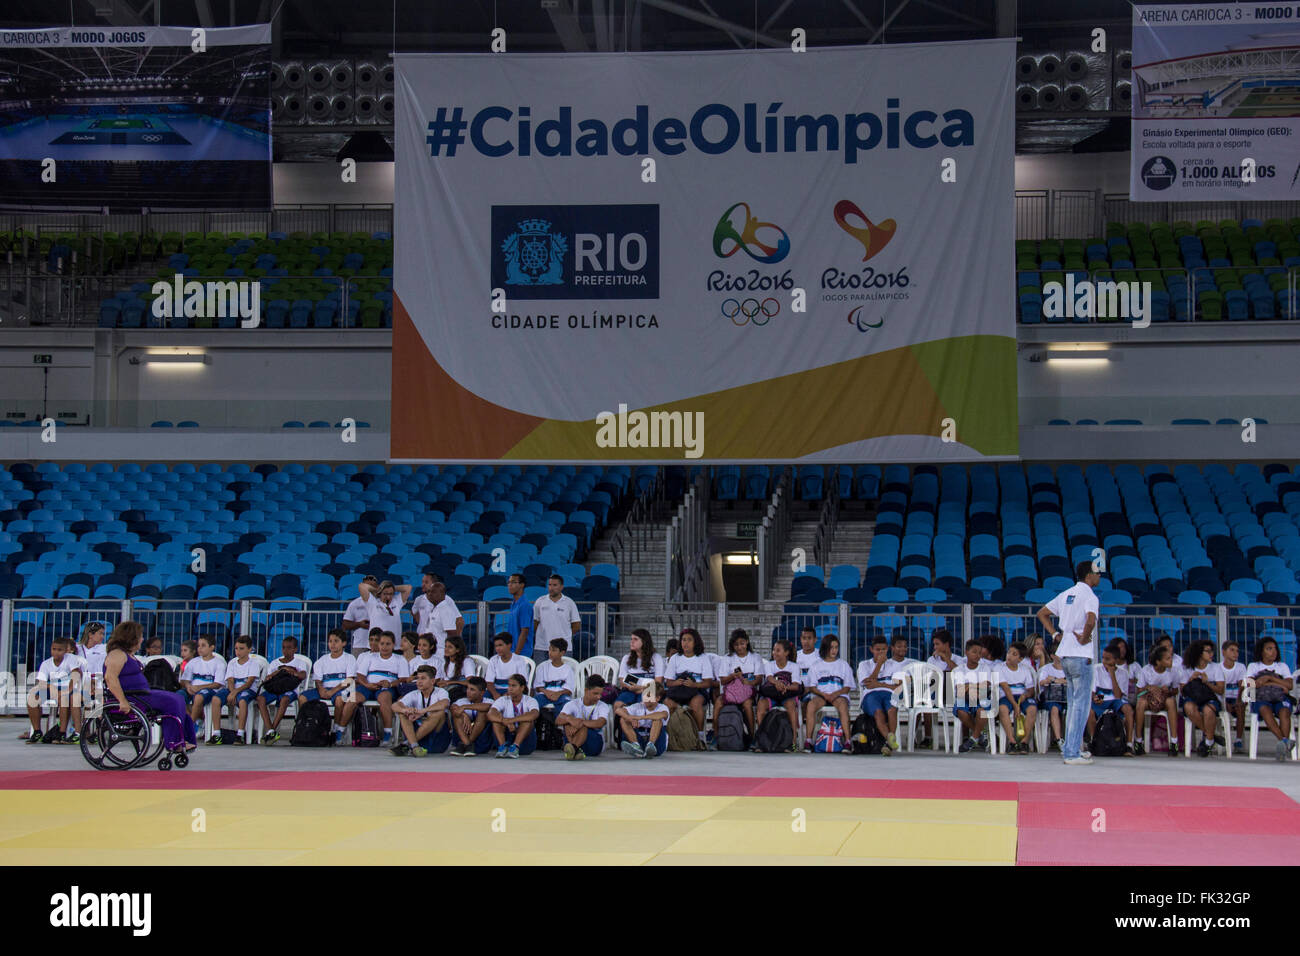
262, 669, 300, 696
715, 704, 748, 751
351, 705, 382, 747
143, 658, 180, 693
536, 707, 561, 751
1092, 709, 1127, 757
850, 712, 885, 755
754, 709, 793, 753
290, 700, 334, 747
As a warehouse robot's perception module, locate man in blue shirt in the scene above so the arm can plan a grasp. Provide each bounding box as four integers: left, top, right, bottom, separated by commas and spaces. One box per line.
506, 573, 534, 658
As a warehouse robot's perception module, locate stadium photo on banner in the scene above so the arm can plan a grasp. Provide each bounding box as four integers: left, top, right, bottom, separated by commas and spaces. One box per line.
0, 0, 1296, 932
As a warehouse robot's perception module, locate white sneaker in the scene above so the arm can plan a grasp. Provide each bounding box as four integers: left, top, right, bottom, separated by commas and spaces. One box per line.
1063, 755, 1094, 765
1080, 749, 1091, 759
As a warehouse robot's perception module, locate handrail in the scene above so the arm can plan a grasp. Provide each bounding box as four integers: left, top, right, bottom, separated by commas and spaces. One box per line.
611, 466, 661, 570
811, 474, 841, 571
756, 466, 792, 604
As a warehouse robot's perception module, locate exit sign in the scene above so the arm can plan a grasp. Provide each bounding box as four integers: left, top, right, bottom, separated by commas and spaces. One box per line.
32, 354, 52, 365
736, 521, 759, 538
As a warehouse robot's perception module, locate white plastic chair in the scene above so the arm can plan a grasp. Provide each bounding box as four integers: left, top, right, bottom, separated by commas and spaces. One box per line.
899, 662, 948, 753
1242, 678, 1300, 761
1179, 691, 1235, 759
949, 670, 1001, 754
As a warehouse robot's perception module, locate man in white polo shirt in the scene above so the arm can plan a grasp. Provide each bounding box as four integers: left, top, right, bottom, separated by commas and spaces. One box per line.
343, 575, 379, 652
1036, 561, 1100, 765
533, 574, 580, 659
412, 573, 462, 639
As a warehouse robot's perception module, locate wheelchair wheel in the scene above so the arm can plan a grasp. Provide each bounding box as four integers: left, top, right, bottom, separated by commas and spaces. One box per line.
79, 700, 161, 770
157, 757, 172, 771
174, 752, 189, 768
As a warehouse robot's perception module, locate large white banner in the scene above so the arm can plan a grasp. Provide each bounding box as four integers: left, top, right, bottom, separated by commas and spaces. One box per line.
1132, 4, 1300, 201
394, 42, 1015, 462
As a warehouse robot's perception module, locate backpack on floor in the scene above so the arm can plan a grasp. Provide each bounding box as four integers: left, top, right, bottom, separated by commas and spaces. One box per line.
351, 706, 382, 747
536, 707, 562, 751
143, 658, 180, 693
754, 709, 793, 753
850, 712, 885, 755
715, 705, 747, 751
1092, 709, 1127, 757
290, 700, 334, 747
813, 715, 845, 753
667, 708, 704, 751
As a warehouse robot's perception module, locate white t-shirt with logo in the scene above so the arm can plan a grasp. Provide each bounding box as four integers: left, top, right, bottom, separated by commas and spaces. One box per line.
1246, 661, 1293, 684
804, 658, 856, 696
37, 654, 83, 689
796, 649, 821, 675
953, 659, 993, 706
560, 699, 611, 725
365, 593, 405, 639
624, 700, 670, 730
313, 652, 358, 690
996, 662, 1037, 698
1137, 664, 1179, 690
722, 652, 764, 681
75, 644, 107, 677
927, 653, 959, 673
185, 655, 226, 688
1045, 582, 1100, 660
486, 654, 531, 691
1220, 661, 1247, 701
265, 654, 313, 686
442, 656, 479, 681
1092, 663, 1130, 701
358, 652, 409, 686
856, 657, 905, 693
533, 660, 576, 695
225, 656, 264, 693
663, 654, 717, 684
489, 694, 539, 719
344, 595, 371, 650
618, 652, 664, 685
533, 594, 581, 646
398, 686, 449, 712
764, 658, 802, 686
408, 653, 444, 681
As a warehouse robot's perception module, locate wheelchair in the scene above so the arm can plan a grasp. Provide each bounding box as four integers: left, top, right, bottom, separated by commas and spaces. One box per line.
79, 696, 191, 771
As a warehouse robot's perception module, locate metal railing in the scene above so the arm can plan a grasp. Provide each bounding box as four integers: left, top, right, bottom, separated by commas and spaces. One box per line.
810, 477, 842, 572
1017, 189, 1300, 241
3, 597, 1296, 713
755, 468, 792, 604
666, 472, 710, 603
611, 467, 663, 571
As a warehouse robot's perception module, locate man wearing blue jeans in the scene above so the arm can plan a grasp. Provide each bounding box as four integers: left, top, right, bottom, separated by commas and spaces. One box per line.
1037, 561, 1100, 765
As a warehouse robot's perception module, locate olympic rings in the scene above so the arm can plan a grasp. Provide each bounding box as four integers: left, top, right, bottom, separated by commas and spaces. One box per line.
721, 297, 780, 326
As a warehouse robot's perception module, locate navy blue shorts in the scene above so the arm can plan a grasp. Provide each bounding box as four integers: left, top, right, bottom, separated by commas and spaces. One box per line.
194, 687, 228, 704
861, 690, 895, 717
1043, 700, 1066, 715
999, 696, 1036, 713
1252, 697, 1293, 716
1180, 696, 1221, 713
259, 689, 295, 706
234, 689, 258, 704
353, 686, 395, 703
1091, 699, 1125, 719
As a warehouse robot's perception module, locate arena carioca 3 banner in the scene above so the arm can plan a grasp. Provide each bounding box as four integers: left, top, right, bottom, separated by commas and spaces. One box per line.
393, 41, 1016, 462
1131, 4, 1300, 201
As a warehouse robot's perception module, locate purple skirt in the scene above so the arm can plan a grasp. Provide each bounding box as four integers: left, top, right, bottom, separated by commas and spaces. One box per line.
129, 689, 197, 750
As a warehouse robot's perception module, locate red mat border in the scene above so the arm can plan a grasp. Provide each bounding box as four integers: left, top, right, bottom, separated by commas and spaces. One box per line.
0, 770, 1017, 800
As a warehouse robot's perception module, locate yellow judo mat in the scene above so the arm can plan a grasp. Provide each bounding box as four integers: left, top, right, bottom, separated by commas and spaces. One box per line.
0, 787, 1018, 866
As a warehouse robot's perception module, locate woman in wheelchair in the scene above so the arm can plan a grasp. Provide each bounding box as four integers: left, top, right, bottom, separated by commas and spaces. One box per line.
103, 620, 197, 754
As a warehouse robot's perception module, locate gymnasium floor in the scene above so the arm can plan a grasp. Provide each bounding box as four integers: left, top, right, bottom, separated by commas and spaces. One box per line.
0, 113, 268, 161
4, 727, 1299, 866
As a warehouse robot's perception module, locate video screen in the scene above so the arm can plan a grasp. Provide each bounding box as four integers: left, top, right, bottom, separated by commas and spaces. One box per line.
0, 26, 271, 208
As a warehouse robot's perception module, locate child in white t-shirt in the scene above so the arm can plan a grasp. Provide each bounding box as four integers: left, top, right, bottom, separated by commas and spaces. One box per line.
1180, 638, 1226, 758
1088, 646, 1135, 757
26, 637, 84, 744
223, 635, 264, 744
485, 633, 531, 699
449, 676, 493, 756
557, 675, 613, 759
1220, 640, 1247, 753
802, 635, 856, 752
715, 628, 764, 743
614, 683, 670, 758
298, 630, 359, 746
183, 636, 228, 742
533, 638, 577, 713
355, 630, 410, 746
1036, 657, 1068, 751
953, 641, 993, 752
1134, 644, 1181, 756
488, 673, 540, 758
856, 636, 904, 755
996, 641, 1038, 754
663, 628, 716, 746
1247, 636, 1294, 760
257, 634, 312, 744
756, 639, 802, 750
391, 665, 450, 757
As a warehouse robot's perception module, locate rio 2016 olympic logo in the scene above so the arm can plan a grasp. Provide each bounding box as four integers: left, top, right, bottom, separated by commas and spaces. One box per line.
712, 202, 791, 265
722, 297, 779, 326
